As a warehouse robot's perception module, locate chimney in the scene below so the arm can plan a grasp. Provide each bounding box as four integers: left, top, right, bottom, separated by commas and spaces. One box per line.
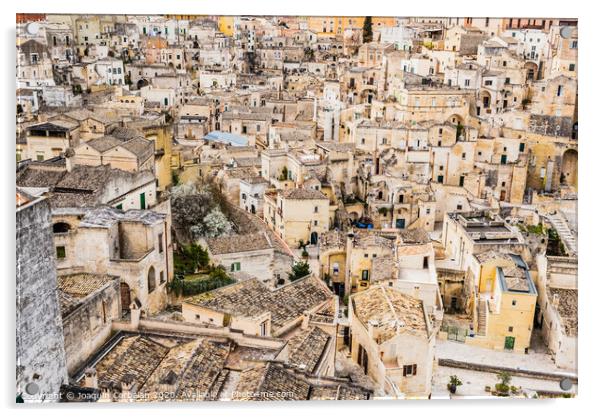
64, 147, 75, 172
120, 373, 136, 402
83, 368, 98, 389
301, 312, 310, 330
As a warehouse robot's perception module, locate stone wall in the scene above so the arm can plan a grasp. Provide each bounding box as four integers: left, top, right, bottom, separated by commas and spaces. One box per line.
16, 197, 68, 402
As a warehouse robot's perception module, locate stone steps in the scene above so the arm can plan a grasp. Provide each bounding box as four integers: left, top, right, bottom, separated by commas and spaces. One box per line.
477, 299, 487, 336
548, 213, 578, 254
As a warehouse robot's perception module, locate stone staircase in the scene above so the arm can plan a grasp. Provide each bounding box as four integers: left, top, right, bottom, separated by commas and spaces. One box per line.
548, 212, 578, 255
477, 299, 487, 336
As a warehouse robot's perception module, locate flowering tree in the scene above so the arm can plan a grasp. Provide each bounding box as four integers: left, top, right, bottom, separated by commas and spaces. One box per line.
202, 208, 233, 238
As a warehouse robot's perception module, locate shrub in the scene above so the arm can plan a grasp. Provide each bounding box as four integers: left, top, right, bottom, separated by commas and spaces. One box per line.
289, 261, 311, 281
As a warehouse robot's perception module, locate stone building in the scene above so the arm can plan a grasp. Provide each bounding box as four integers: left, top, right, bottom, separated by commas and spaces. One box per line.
57, 273, 121, 374
51, 206, 172, 315
349, 285, 435, 398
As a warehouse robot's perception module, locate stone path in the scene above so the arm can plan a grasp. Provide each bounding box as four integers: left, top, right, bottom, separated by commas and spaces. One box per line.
435, 339, 576, 376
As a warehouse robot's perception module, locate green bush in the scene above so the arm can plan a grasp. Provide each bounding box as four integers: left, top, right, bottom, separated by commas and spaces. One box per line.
174, 243, 209, 275
289, 261, 311, 281
169, 271, 234, 297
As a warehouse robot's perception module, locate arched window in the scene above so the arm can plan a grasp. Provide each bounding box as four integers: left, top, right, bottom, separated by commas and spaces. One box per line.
52, 222, 71, 234
148, 266, 156, 293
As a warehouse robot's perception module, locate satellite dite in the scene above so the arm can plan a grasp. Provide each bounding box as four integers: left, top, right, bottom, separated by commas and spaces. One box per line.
16, 13, 578, 404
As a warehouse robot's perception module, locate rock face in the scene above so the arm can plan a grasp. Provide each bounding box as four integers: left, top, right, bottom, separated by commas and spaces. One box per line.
16, 196, 68, 402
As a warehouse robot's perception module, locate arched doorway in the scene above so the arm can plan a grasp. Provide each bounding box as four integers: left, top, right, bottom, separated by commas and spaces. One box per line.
561, 149, 578, 187
120, 282, 131, 313
310, 232, 319, 245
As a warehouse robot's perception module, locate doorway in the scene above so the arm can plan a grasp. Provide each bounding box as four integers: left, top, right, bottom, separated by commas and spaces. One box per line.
504, 336, 515, 351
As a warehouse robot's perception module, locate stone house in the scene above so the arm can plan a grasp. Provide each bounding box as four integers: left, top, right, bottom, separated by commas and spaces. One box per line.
349, 286, 435, 398
57, 273, 121, 374
50, 206, 172, 315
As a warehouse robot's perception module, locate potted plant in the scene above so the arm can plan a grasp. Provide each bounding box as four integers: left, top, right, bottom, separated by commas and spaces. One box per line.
447, 375, 462, 394
494, 371, 512, 396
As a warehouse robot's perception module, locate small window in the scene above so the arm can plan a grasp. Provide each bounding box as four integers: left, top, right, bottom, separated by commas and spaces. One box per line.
403, 364, 417, 376
508, 326, 514, 332
231, 262, 241, 272
56, 246, 66, 259
569, 63, 575, 72
159, 271, 165, 284
158, 233, 164, 253
512, 300, 517, 306
457, 204, 463, 210
314, 206, 318, 213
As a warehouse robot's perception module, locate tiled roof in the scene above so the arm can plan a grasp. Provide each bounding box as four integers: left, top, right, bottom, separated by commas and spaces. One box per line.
281, 188, 328, 200
548, 287, 578, 337
58, 273, 115, 298
352, 286, 428, 343
206, 232, 272, 255
234, 362, 371, 401
95, 335, 170, 390
286, 326, 331, 373
185, 276, 333, 333
94, 335, 232, 400
234, 363, 311, 401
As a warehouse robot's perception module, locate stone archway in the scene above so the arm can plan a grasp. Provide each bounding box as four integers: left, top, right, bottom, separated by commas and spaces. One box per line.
561, 149, 578, 187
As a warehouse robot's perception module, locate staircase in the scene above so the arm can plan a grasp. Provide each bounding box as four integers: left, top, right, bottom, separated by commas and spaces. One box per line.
477, 299, 487, 336
548, 212, 578, 255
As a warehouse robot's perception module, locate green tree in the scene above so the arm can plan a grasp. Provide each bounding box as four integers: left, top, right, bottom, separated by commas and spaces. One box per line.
289, 261, 311, 281
363, 16, 373, 43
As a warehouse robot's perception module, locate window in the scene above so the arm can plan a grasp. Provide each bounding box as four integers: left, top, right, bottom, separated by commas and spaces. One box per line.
519, 142, 525, 152
457, 204, 463, 210
314, 220, 318, 226
512, 299, 517, 306
56, 246, 66, 259
333, 263, 340, 276
158, 233, 164, 253
570, 40, 577, 49
260, 320, 268, 336
423, 256, 429, 269
461, 152, 466, 160
148, 267, 156, 293
231, 262, 241, 272
508, 326, 514, 332
159, 271, 165, 284
557, 85, 563, 97
403, 364, 417, 376
569, 63, 575, 71
361, 270, 369, 280
464, 79, 470, 87
314, 206, 318, 213
484, 80, 493, 86
36, 152, 45, 162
